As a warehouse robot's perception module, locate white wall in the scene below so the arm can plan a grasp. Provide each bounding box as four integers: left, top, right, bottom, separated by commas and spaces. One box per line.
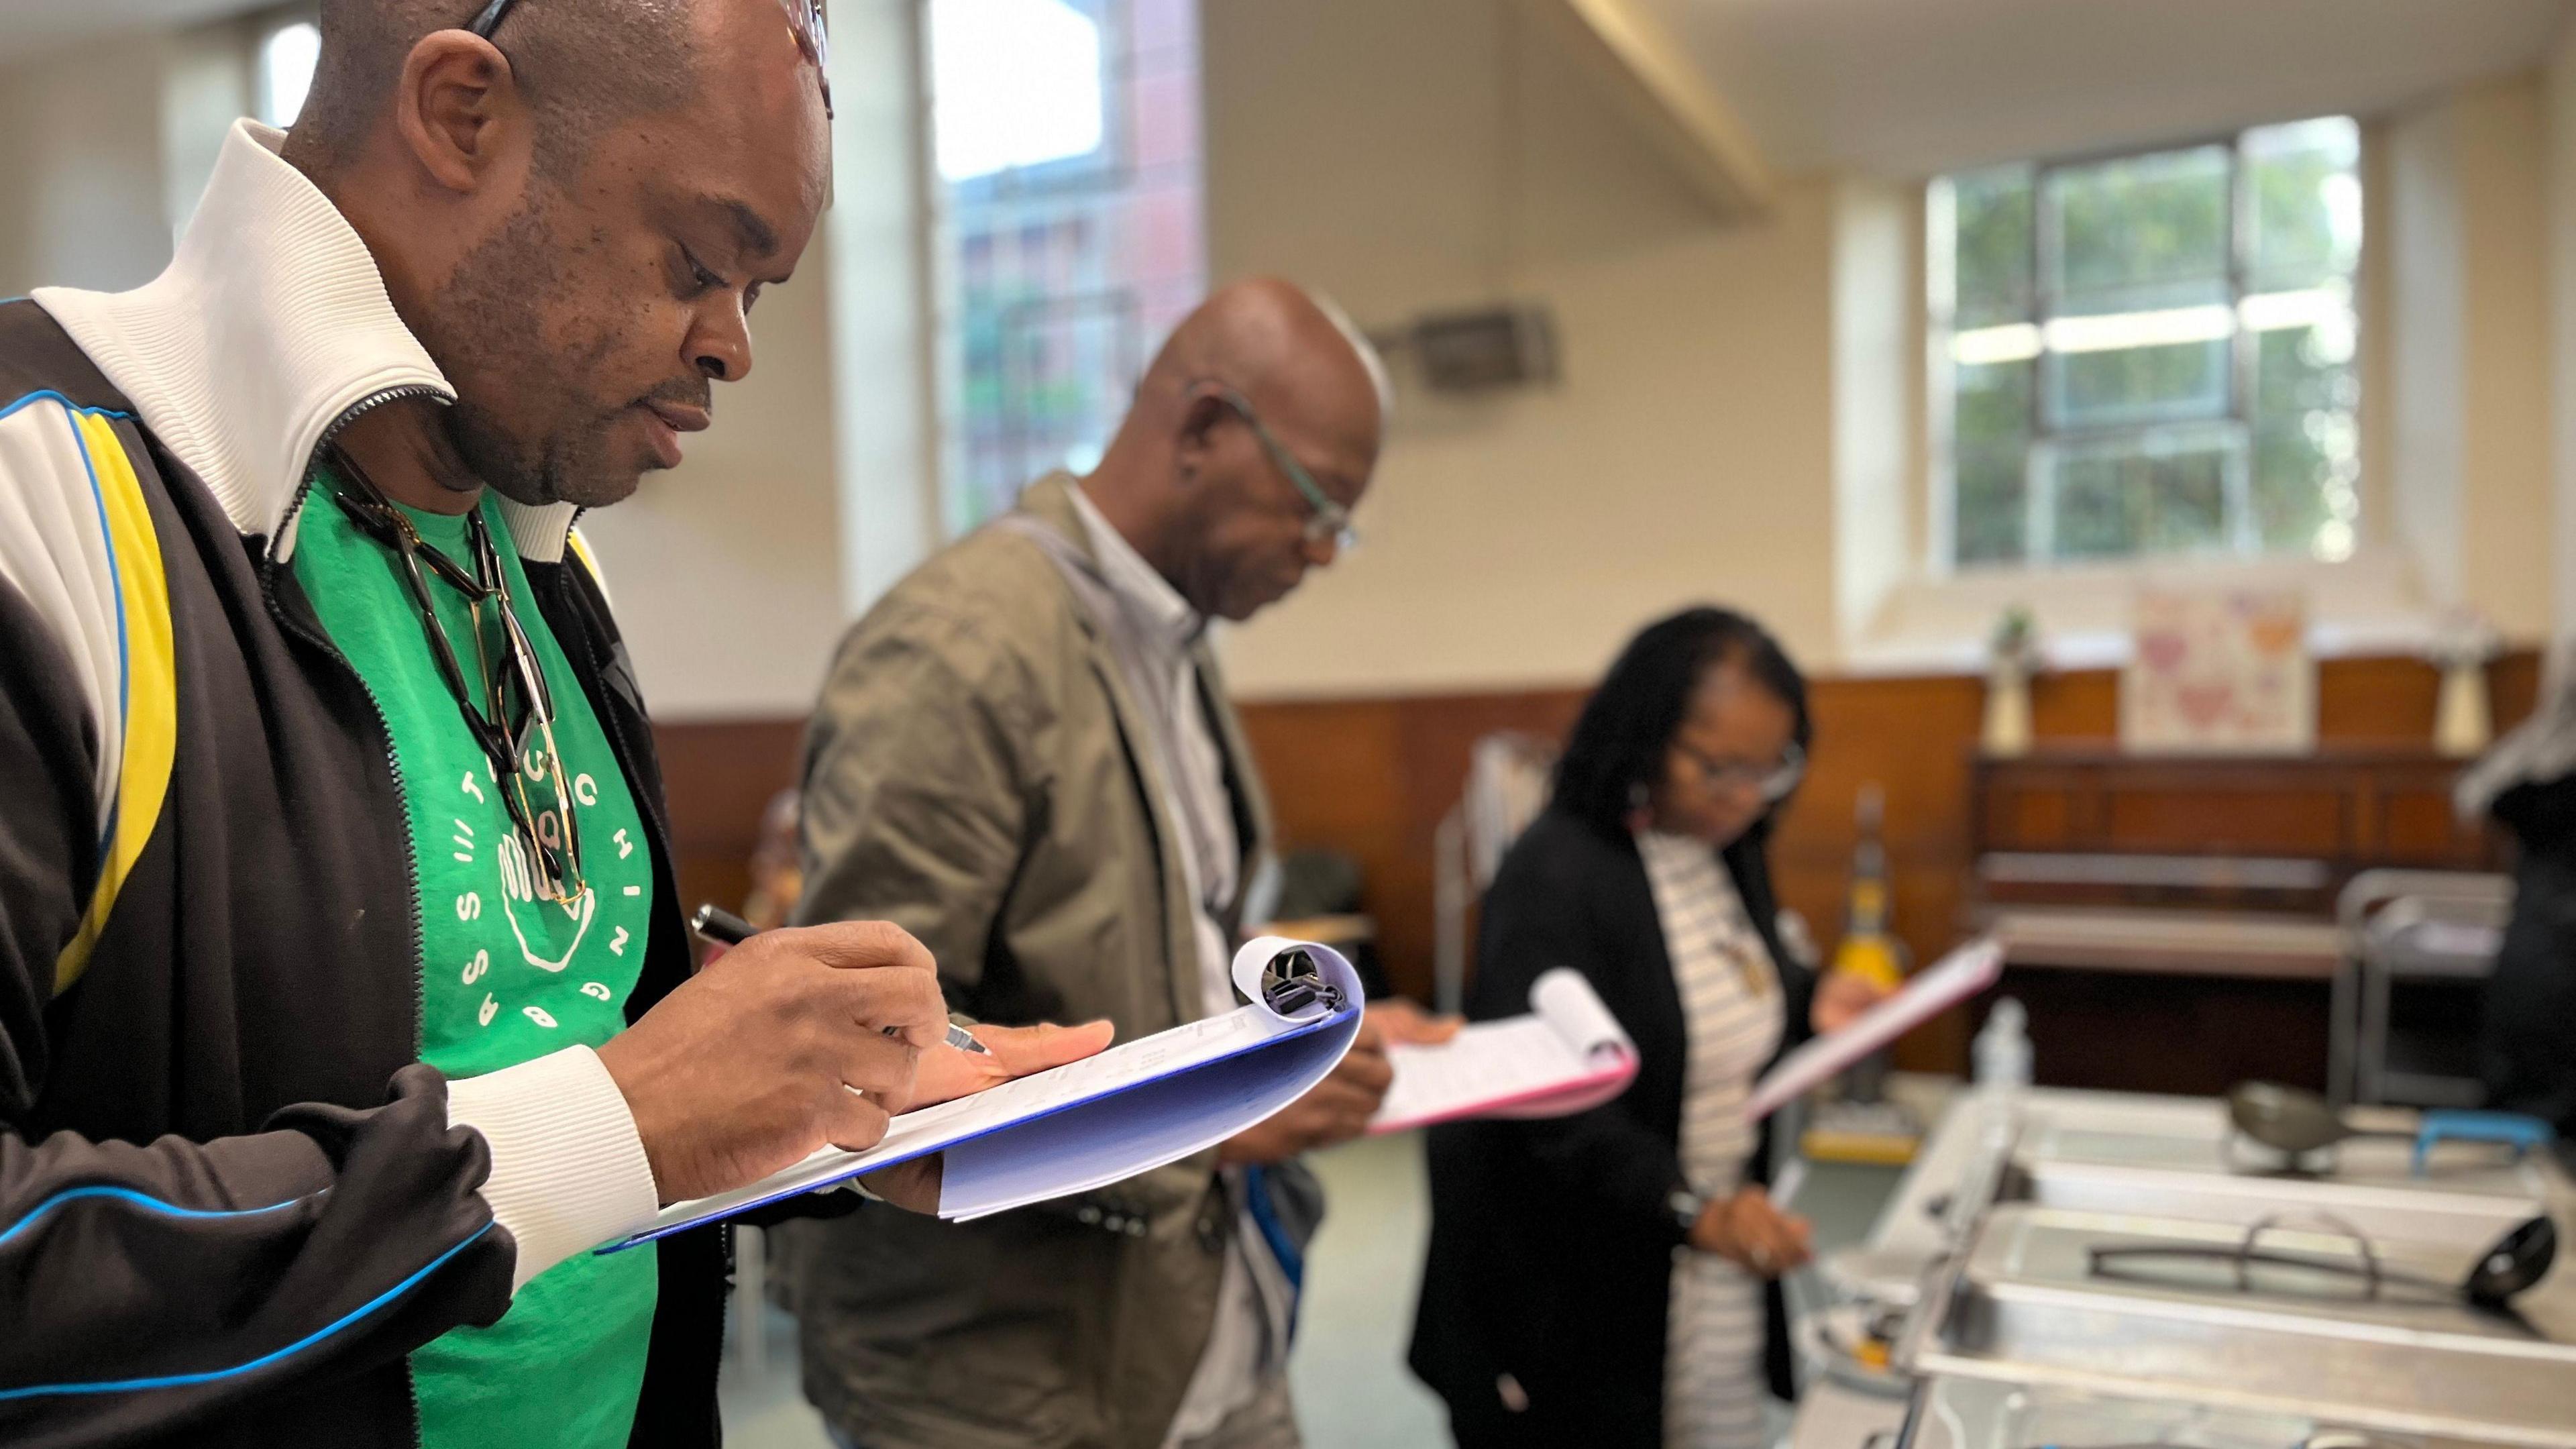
1829, 178, 1915, 649
826, 0, 936, 619
1202, 0, 1841, 698
0, 40, 182, 297
574, 267, 852, 719
2383, 76, 2555, 639
2551, 19, 2576, 641
2386, 97, 2469, 610
582, 0, 934, 721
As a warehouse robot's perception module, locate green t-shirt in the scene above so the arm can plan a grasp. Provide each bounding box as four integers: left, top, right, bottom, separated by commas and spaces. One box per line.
292, 478, 658, 1449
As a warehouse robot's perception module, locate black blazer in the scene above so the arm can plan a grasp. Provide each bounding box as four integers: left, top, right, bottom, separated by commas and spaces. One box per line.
1407, 807, 1815, 1448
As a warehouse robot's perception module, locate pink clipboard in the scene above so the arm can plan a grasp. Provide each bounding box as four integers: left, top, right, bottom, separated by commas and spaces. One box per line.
1742, 936, 2003, 1122
1368, 968, 1640, 1134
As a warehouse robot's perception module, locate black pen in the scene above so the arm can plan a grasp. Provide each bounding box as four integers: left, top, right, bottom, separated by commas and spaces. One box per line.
692, 904, 990, 1055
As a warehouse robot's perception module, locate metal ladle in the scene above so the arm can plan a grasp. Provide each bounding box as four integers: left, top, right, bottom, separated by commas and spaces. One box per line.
2088, 1212, 2558, 1308
2226, 1081, 2412, 1155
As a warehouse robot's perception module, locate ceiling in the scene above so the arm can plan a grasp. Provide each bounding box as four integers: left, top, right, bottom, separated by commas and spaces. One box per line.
1640, 0, 2575, 177
0, 0, 280, 68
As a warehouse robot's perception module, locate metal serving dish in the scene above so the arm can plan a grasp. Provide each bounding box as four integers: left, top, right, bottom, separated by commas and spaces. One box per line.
2017, 1099, 2551, 1199
1995, 1159, 2549, 1247
1899, 1203, 2576, 1447
1901, 1373, 2536, 1449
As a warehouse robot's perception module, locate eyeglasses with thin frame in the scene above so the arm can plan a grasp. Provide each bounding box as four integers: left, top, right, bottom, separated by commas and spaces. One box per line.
468, 0, 833, 118
1673, 739, 1805, 804
1207, 386, 1358, 554
325, 450, 590, 906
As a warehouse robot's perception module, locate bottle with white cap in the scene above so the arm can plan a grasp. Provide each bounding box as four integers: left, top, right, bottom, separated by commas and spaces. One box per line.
1972, 997, 2033, 1091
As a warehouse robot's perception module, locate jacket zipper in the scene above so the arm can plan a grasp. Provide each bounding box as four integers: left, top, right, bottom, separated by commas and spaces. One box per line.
271, 381, 451, 1051
260, 382, 447, 1449
279, 400, 710, 1436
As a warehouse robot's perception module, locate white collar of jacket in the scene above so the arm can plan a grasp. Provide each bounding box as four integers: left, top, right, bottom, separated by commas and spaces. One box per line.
30, 119, 580, 565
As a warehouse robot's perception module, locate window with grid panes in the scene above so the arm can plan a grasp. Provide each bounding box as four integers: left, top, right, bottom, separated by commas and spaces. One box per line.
1932, 117, 2363, 568
924, 0, 1205, 535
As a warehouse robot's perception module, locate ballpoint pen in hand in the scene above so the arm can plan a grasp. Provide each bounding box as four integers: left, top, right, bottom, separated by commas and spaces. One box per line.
692, 903, 991, 1056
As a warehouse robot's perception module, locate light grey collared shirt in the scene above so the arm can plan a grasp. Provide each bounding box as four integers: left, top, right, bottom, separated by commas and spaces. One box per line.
1067, 486, 1285, 1440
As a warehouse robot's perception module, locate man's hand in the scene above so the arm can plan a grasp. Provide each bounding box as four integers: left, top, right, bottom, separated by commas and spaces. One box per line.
1217, 1000, 1461, 1166
857, 1020, 1118, 1213
1810, 966, 1894, 1035
596, 921, 949, 1205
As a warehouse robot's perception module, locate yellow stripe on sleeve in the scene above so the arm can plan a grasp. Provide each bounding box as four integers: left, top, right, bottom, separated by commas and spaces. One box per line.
53, 415, 176, 997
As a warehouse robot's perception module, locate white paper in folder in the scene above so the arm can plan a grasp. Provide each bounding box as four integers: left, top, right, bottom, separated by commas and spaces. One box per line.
1369, 967, 1639, 1134
1741, 935, 2004, 1122
605, 936, 1365, 1248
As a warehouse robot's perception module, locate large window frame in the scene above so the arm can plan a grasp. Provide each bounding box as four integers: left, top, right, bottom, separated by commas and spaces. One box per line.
1929, 117, 2364, 574
920, 0, 1207, 537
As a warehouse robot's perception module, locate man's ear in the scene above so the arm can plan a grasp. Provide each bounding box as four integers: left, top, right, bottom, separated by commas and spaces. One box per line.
1173, 391, 1228, 481
393, 30, 523, 194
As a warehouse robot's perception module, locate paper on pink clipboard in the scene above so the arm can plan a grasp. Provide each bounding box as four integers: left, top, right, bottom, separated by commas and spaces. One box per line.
1741, 936, 2004, 1122
1368, 967, 1639, 1134
1477, 1054, 1638, 1120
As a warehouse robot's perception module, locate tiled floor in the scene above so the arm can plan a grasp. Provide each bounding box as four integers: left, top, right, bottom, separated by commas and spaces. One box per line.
720, 1134, 1901, 1449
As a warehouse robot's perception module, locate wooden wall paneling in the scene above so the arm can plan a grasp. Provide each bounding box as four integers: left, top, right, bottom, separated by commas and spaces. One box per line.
2026, 667, 2119, 739
649, 651, 2543, 1079
1767, 673, 1986, 1070
2377, 786, 2483, 858
2104, 784, 2349, 855
649, 718, 807, 935
2317, 656, 2443, 743
1978, 970, 2334, 1095
2489, 651, 2542, 729
1237, 697, 1412, 993
1240, 689, 1585, 1004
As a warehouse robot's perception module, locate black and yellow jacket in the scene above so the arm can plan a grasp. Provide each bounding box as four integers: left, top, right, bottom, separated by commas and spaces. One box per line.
0, 121, 724, 1448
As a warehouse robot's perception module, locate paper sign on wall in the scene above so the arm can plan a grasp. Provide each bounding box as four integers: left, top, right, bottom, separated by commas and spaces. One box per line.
2121, 590, 2314, 754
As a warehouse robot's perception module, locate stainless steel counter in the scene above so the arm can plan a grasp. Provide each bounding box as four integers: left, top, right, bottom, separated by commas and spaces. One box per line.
1787, 1087, 2575, 1449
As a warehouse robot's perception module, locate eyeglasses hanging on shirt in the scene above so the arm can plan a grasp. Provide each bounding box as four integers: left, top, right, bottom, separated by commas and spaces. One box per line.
322, 446, 590, 908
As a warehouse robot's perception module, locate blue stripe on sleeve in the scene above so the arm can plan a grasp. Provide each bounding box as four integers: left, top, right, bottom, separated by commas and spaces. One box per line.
0, 1184, 319, 1253
0, 388, 130, 423
0, 1222, 492, 1403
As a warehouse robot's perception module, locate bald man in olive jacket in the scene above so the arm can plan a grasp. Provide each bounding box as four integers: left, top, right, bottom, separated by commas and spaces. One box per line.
777, 280, 1453, 1449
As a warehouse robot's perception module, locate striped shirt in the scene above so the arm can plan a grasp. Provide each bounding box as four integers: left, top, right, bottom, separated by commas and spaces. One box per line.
1638, 831, 1784, 1449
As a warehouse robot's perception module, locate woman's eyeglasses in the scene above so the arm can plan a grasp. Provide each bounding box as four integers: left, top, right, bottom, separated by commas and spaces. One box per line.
468, 0, 833, 118
1674, 739, 1805, 804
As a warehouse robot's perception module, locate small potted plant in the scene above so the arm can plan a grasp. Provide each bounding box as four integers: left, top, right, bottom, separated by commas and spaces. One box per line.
1984, 604, 2042, 757
2430, 606, 2501, 759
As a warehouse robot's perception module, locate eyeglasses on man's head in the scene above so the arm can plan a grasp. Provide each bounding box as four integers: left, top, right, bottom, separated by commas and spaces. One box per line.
468, 0, 833, 119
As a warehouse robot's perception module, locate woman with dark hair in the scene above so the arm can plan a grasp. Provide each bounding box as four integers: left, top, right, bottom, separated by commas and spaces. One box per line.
1408, 606, 1885, 1448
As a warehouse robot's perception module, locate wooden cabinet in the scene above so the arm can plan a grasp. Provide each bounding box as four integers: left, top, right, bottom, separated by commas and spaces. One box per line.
1966, 749, 2501, 1095
1974, 749, 2495, 869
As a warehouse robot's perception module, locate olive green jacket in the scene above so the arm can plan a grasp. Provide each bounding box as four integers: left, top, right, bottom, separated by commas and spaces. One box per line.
777, 474, 1293, 1449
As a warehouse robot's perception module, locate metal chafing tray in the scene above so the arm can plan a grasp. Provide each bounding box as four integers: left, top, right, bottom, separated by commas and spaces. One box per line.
1893, 1117, 2576, 1448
